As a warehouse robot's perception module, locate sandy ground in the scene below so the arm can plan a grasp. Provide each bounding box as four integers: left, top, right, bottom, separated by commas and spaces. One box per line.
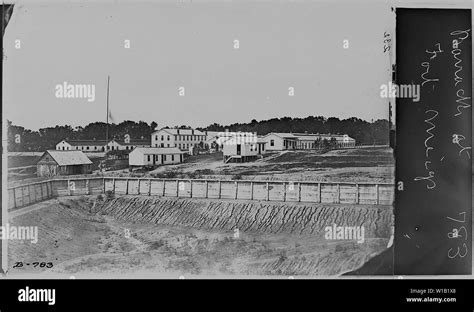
102, 147, 394, 183
7, 196, 391, 277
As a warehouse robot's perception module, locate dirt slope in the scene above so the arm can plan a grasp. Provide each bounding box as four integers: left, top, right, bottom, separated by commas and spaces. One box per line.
8, 196, 393, 276
97, 196, 392, 238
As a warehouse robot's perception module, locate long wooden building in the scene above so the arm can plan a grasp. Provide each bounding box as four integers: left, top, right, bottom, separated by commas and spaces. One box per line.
37, 150, 93, 177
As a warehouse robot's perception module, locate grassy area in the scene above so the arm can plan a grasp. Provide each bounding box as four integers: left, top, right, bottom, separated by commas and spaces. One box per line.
8, 156, 40, 168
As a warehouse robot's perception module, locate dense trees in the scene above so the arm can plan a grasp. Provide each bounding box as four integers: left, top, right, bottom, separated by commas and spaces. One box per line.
199, 116, 389, 145
7, 120, 158, 152
7, 116, 389, 152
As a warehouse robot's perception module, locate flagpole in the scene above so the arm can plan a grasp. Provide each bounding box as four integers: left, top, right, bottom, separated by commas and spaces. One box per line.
106, 75, 110, 149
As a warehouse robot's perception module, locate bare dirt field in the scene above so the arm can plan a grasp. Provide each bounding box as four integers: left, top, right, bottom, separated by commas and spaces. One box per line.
104, 147, 395, 183
8, 195, 392, 277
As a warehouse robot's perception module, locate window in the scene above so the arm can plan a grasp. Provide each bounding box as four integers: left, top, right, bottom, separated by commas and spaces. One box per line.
155, 135, 158, 140
172, 155, 175, 161
167, 135, 170, 141
161, 135, 164, 140
167, 144, 169, 147
147, 155, 150, 162
164, 155, 167, 161
174, 135, 177, 140
270, 140, 274, 147
161, 143, 164, 147
155, 144, 158, 147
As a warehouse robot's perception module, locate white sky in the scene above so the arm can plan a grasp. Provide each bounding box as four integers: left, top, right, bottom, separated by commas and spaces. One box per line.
3, 0, 467, 130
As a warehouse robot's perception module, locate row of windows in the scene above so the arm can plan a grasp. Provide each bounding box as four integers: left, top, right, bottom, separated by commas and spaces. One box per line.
154, 143, 195, 148
59, 145, 136, 151
147, 154, 176, 162
154, 134, 205, 142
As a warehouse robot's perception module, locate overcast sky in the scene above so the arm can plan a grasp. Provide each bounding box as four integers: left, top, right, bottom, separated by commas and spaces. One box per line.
4, 0, 398, 130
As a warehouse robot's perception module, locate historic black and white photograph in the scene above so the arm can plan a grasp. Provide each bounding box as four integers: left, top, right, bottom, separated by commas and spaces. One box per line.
1, 0, 471, 280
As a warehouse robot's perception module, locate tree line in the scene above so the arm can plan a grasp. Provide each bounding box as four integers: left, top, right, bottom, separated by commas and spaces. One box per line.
200, 116, 389, 146
7, 116, 389, 152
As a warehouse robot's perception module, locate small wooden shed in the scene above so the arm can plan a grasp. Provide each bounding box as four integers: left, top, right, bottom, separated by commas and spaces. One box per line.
37, 150, 93, 177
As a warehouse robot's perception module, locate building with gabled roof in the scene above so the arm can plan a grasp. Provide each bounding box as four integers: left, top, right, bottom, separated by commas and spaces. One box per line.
36, 150, 93, 177
151, 128, 207, 153
56, 137, 150, 152
129, 147, 185, 167
259, 132, 356, 150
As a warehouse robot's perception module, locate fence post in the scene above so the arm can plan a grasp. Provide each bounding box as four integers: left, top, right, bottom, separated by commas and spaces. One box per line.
375, 184, 379, 205
176, 180, 179, 197
318, 183, 321, 203
13, 187, 17, 209
205, 180, 209, 198
235, 181, 238, 200
34, 185, 38, 203
148, 179, 152, 196
298, 183, 301, 202
190, 180, 193, 198
20, 187, 24, 207
337, 183, 340, 204
68, 179, 71, 196
218, 180, 222, 199
113, 178, 116, 193
266, 182, 270, 201
356, 183, 359, 204
250, 182, 254, 200
30, 185, 35, 203
137, 179, 140, 195
103, 177, 106, 193
126, 179, 129, 195
162, 179, 166, 196
283, 182, 286, 202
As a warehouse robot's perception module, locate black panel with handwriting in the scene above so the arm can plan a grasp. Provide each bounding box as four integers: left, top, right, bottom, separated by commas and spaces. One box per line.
395, 8, 472, 275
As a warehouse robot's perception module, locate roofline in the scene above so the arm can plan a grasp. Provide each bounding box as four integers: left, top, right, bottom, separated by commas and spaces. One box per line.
151, 128, 206, 136
42, 150, 93, 165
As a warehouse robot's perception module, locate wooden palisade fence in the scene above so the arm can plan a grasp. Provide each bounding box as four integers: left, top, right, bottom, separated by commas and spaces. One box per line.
7, 177, 394, 210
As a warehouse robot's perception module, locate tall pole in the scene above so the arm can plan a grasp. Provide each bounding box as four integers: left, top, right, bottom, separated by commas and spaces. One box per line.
106, 75, 110, 148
